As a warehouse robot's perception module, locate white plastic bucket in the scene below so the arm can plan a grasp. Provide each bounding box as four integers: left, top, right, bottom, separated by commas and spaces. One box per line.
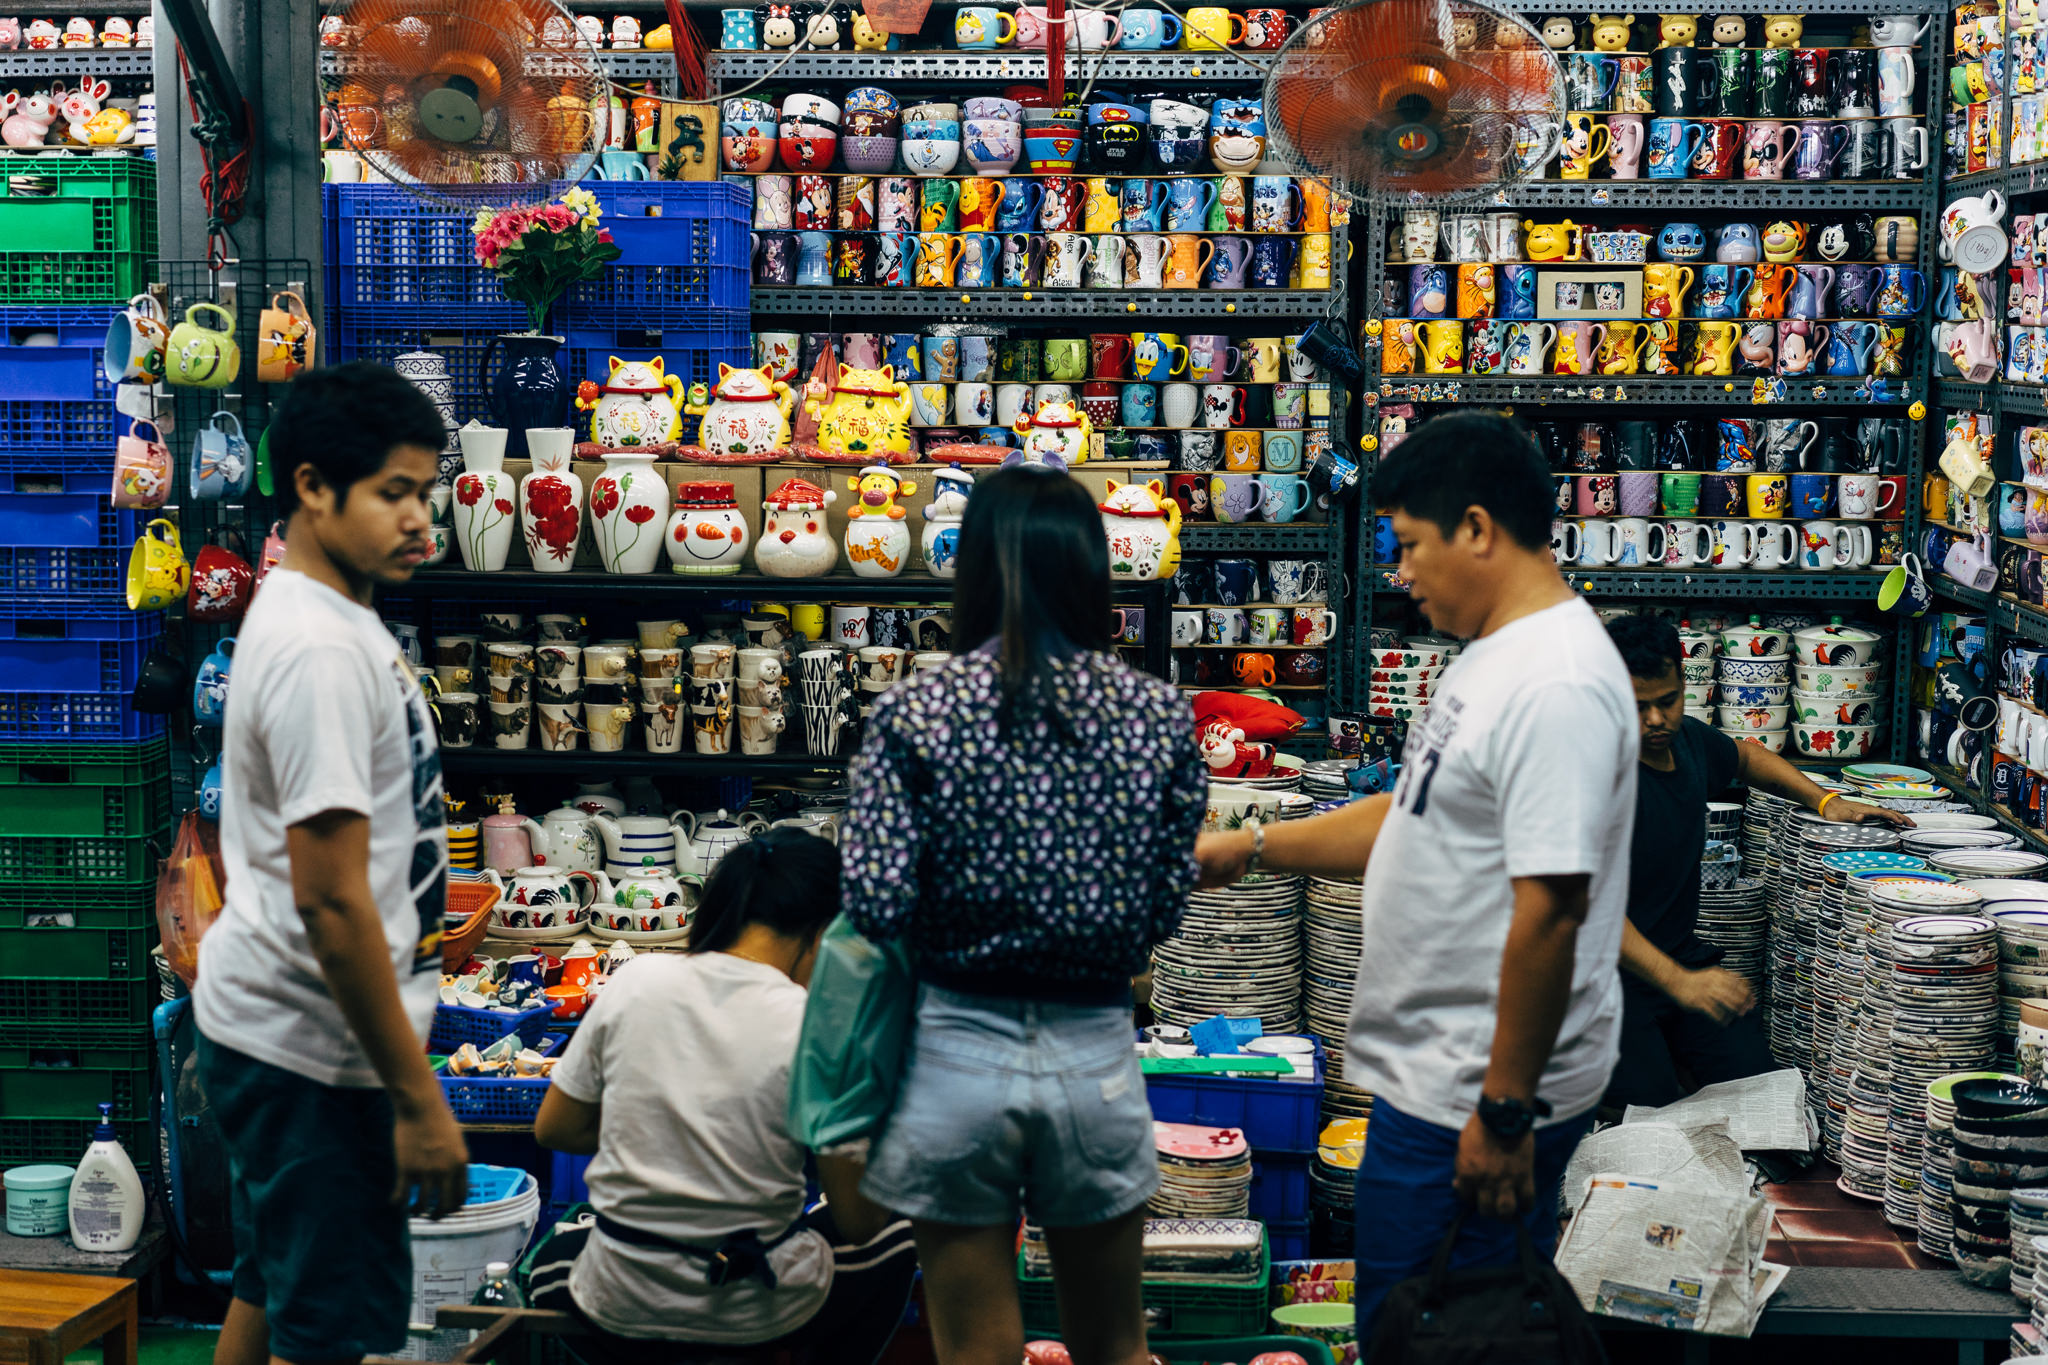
398, 1169, 541, 1361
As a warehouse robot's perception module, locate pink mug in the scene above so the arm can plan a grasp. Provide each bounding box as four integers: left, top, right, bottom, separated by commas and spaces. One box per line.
1607, 114, 1646, 179
1742, 122, 1797, 180
1947, 316, 1999, 383
1555, 320, 1607, 375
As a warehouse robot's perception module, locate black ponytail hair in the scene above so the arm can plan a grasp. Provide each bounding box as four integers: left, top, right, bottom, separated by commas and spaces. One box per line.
686, 827, 841, 955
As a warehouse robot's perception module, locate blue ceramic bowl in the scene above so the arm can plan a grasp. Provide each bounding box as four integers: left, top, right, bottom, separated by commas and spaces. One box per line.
902, 118, 961, 141
1721, 683, 1789, 706
1024, 131, 1080, 171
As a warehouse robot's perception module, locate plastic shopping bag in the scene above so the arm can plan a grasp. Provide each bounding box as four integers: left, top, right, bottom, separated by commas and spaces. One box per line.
786, 915, 915, 1149
157, 811, 225, 986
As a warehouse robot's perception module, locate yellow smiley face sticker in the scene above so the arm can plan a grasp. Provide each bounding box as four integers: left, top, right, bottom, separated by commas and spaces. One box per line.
1910, 400, 1927, 421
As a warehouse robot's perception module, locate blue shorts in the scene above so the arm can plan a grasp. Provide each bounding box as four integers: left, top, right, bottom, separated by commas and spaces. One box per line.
861, 985, 1158, 1228
198, 1034, 412, 1361
1351, 1100, 1594, 1342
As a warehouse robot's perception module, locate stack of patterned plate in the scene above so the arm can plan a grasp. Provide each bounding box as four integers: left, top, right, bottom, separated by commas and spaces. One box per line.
1817, 855, 1932, 1164
1921, 1071, 2016, 1264
1697, 876, 1768, 996
1778, 816, 1903, 1082
1905, 830, 2023, 860
2013, 1190, 2048, 1300
1951, 1076, 2048, 1289
1303, 875, 1371, 1124
1149, 1121, 1253, 1219
1151, 875, 1303, 1032
1021, 1218, 1266, 1283
1882, 897, 1996, 1230
1299, 760, 1362, 809
1841, 763, 1938, 788
1310, 1117, 1365, 1257
1992, 893, 2048, 1064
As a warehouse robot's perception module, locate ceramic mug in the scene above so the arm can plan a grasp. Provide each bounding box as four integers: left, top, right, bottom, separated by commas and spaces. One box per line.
165, 302, 240, 388
125, 516, 190, 610
103, 292, 167, 385
256, 290, 315, 383
111, 419, 171, 509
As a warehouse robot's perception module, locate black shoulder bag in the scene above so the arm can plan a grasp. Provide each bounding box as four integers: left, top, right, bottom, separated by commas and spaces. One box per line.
1363, 1216, 1608, 1365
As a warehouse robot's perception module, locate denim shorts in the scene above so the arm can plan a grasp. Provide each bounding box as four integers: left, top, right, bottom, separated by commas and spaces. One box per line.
860, 985, 1158, 1228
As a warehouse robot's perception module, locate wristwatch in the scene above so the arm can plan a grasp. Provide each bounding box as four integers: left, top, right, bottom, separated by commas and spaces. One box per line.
1476, 1093, 1553, 1142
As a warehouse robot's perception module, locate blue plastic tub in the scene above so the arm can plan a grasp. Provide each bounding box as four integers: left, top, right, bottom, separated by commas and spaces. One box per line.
1144, 1038, 1325, 1155
1248, 1153, 1312, 1223
429, 1000, 558, 1053
563, 181, 750, 319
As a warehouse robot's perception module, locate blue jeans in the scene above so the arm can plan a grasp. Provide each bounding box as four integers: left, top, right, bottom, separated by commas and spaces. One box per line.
1351, 1101, 1595, 1341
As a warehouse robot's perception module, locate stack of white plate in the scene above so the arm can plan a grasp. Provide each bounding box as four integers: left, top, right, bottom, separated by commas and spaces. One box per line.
1779, 815, 1902, 1084
1881, 895, 1995, 1230
1905, 830, 2022, 860
1989, 886, 2048, 1060
1151, 875, 1303, 1033
1697, 876, 1768, 995
1304, 875, 1372, 1124
1149, 1121, 1252, 1219
2013, 1189, 2048, 1300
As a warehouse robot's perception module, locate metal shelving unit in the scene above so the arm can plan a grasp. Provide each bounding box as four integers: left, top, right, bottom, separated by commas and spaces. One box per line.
319, 48, 685, 88
707, 50, 1275, 83
750, 288, 1340, 320
440, 749, 851, 777
0, 47, 152, 77
1358, 0, 1948, 761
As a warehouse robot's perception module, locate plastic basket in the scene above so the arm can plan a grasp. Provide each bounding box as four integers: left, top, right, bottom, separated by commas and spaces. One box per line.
0, 918, 154, 982
428, 1000, 558, 1053
0, 875, 152, 921
561, 316, 753, 396
1267, 1222, 1312, 1263
438, 1035, 563, 1125
0, 489, 137, 551
326, 318, 545, 429
1249, 1154, 1312, 1224
0, 395, 115, 453
1144, 1040, 1325, 1155
0, 454, 118, 495
561, 181, 750, 319
0, 154, 155, 305
0, 1030, 153, 1121
0, 825, 166, 885
0, 975, 157, 1031
0, 738, 170, 838
0, 613, 159, 698
0, 693, 164, 743
0, 1115, 153, 1178
324, 184, 535, 321
1019, 1235, 1271, 1340
0, 307, 115, 403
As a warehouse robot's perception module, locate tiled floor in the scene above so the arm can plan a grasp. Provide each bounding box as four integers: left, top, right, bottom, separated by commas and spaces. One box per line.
1762, 1160, 1946, 1270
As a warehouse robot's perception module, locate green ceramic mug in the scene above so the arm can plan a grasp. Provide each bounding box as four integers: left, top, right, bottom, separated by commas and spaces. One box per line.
165, 302, 240, 389
1042, 337, 1088, 382
1660, 470, 1702, 516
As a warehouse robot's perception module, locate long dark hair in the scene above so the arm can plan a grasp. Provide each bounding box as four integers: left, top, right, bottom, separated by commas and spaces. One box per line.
951, 466, 1112, 705
686, 828, 841, 954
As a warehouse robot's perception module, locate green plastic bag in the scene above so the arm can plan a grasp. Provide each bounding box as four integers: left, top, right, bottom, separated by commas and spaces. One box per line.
787, 915, 917, 1149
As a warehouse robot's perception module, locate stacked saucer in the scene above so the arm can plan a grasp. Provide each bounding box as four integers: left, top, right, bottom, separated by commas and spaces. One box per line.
1880, 893, 1994, 1230
1697, 876, 1768, 996
1814, 851, 1924, 1158
1299, 760, 1364, 808
1149, 1121, 1253, 1219
1310, 1117, 1365, 1258
1778, 816, 1902, 1083
1951, 1076, 2048, 1289
2014, 1189, 2048, 1300
1152, 875, 1303, 1032
1905, 830, 2023, 860
1304, 875, 1372, 1123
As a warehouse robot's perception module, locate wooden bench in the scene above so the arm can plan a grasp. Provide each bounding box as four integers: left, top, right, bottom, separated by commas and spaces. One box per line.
0, 1269, 138, 1365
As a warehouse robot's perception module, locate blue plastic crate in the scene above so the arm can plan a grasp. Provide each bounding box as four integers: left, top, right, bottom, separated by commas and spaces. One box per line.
428, 1000, 558, 1053
324, 185, 530, 320
561, 317, 753, 396
1248, 1154, 1311, 1224
0, 694, 162, 743
0, 488, 136, 551
549, 1149, 592, 1211
1267, 1222, 1311, 1263
0, 458, 116, 496
438, 1034, 562, 1124
327, 318, 545, 429
0, 398, 113, 451
0, 538, 130, 601
0, 613, 158, 696
562, 181, 750, 319
1144, 1039, 1325, 1155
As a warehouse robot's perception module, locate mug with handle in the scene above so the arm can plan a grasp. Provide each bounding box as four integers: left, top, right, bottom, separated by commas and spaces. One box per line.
103, 291, 168, 385
256, 289, 316, 383
112, 419, 171, 510
191, 410, 254, 501
165, 302, 241, 388
125, 516, 191, 611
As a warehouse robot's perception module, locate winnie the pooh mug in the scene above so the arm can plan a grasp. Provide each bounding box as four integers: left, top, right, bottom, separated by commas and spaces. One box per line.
166, 302, 240, 387
125, 517, 190, 611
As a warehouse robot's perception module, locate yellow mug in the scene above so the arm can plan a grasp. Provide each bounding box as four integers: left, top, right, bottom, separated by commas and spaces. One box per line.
788, 603, 827, 641
1418, 320, 1464, 374
1245, 337, 1284, 383
256, 289, 315, 383
1559, 112, 1610, 180
1083, 178, 1120, 232
126, 517, 190, 611
1182, 6, 1247, 48
914, 232, 964, 288
1299, 178, 1332, 232
1641, 263, 1695, 320
1381, 320, 1417, 375
1298, 234, 1333, 289
1746, 473, 1789, 519
1223, 429, 1263, 471
1595, 320, 1655, 375
1690, 320, 1739, 375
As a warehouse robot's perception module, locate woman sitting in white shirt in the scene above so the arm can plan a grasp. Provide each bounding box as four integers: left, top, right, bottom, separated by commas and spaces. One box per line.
531, 829, 914, 1364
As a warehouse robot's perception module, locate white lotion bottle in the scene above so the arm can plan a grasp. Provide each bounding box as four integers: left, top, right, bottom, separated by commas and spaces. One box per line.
69, 1102, 143, 1252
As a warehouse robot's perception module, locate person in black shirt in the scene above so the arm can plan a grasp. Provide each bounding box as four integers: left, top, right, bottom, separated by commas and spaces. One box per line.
1603, 616, 1912, 1109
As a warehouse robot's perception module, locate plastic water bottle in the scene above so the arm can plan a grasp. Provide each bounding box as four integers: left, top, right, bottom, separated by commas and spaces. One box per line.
472, 1261, 525, 1308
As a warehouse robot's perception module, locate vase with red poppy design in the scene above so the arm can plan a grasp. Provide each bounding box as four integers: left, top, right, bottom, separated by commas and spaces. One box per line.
588, 450, 669, 575
452, 424, 516, 572
520, 427, 583, 572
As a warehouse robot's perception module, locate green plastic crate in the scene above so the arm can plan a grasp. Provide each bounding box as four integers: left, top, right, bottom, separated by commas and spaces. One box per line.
0, 1030, 152, 1120
0, 739, 171, 838
1019, 1236, 1271, 1340
0, 825, 167, 884
0, 975, 155, 1030
0, 878, 155, 919
0, 916, 155, 980
0, 1115, 153, 1178
0, 155, 154, 305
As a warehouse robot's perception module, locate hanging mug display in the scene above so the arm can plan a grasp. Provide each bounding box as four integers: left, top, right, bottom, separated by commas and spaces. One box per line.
191, 410, 254, 501
112, 419, 171, 509
125, 516, 190, 611
192, 637, 236, 727
102, 292, 167, 385
256, 289, 316, 382
165, 302, 241, 387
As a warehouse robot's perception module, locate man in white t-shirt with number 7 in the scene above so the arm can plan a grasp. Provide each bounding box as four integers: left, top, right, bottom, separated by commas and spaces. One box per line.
1195, 413, 1638, 1338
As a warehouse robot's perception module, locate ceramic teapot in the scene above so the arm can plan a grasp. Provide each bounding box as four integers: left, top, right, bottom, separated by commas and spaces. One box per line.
520, 802, 601, 872
588, 810, 681, 876
599, 857, 703, 924
572, 780, 626, 816
699, 362, 794, 458
500, 865, 603, 930
675, 808, 768, 881
481, 800, 535, 874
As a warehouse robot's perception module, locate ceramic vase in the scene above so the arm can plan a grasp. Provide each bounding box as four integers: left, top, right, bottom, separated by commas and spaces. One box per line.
520, 427, 583, 572
452, 424, 515, 572
588, 451, 670, 575
480, 334, 566, 461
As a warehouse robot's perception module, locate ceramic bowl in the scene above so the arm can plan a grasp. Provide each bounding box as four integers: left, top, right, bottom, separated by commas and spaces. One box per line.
902, 117, 961, 140
901, 138, 962, 174
1794, 622, 1883, 666
778, 131, 838, 172
1685, 707, 1716, 726
1682, 658, 1715, 684
1721, 682, 1789, 706
1717, 703, 1790, 731
1684, 684, 1715, 707
1720, 624, 1792, 657
1794, 663, 1883, 694
1024, 130, 1082, 172
1678, 629, 1715, 658
841, 135, 899, 172
965, 96, 1022, 121
842, 108, 900, 139
1795, 721, 1878, 758
1716, 653, 1792, 685
1372, 647, 1447, 669
963, 118, 1023, 173
1370, 683, 1434, 702
1364, 699, 1427, 721
1204, 780, 1282, 833
1723, 725, 1790, 753
903, 101, 960, 124
1149, 128, 1209, 170
1366, 665, 1443, 686
1791, 691, 1882, 725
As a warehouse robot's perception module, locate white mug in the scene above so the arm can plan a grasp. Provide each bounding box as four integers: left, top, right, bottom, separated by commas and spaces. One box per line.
1750, 520, 1797, 569
1836, 473, 1894, 520
1663, 519, 1713, 567
995, 382, 1032, 427
954, 380, 994, 424
1160, 382, 1200, 428
1834, 522, 1875, 568
1610, 517, 1665, 567
737, 647, 783, 684
1401, 207, 1440, 263
1576, 518, 1620, 566
1798, 519, 1842, 569
1127, 233, 1170, 288
2001, 697, 2026, 754
1076, 8, 1122, 46
1713, 519, 1756, 569
1043, 232, 1094, 288
2026, 711, 2048, 773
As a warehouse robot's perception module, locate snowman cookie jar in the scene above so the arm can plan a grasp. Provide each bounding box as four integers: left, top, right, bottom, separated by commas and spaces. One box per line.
920, 466, 972, 578
666, 481, 752, 576
755, 477, 839, 577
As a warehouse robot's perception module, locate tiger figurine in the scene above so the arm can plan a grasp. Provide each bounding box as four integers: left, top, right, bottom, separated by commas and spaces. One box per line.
806, 364, 914, 460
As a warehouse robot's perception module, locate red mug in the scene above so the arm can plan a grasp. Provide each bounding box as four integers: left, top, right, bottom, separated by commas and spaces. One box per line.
1080, 380, 1121, 430
1090, 332, 1133, 379
1693, 119, 1743, 180
1166, 472, 1211, 521
792, 174, 834, 230
1038, 175, 1084, 231
1878, 475, 1908, 520
1241, 8, 1296, 48
188, 543, 254, 623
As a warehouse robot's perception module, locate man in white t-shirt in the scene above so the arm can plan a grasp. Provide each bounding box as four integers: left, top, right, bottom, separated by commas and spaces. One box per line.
193, 363, 465, 1365
1196, 412, 1638, 1336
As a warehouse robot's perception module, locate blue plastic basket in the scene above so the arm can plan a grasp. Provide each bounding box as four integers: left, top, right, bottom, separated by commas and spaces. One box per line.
439, 1035, 563, 1125
428, 1000, 558, 1053
324, 185, 529, 322
1267, 1222, 1311, 1263
0, 610, 159, 696
326, 318, 544, 429
562, 181, 750, 319
0, 310, 115, 405
561, 316, 753, 396
1144, 1039, 1325, 1155
0, 488, 137, 551
0, 398, 114, 451
0, 693, 162, 743
1248, 1154, 1312, 1224
0, 450, 116, 493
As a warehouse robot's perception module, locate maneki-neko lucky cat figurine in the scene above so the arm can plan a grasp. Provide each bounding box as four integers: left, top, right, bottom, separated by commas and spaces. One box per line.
575, 356, 685, 451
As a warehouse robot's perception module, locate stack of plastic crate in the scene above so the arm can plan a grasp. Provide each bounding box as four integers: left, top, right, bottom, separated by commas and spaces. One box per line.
322, 181, 751, 427
0, 295, 171, 1179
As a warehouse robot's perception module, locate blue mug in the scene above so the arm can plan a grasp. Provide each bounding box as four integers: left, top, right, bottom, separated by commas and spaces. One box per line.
1822, 320, 1878, 375
1250, 236, 1296, 288
1122, 382, 1158, 426
1120, 178, 1167, 230
721, 7, 759, 48
1261, 474, 1313, 523
884, 332, 920, 376
1499, 265, 1538, 320
197, 759, 223, 821
1408, 264, 1450, 319
1214, 557, 1261, 603
1714, 221, 1760, 262
2003, 484, 2031, 539
1695, 264, 1752, 320
1647, 118, 1706, 179
959, 334, 994, 382
957, 231, 998, 288
993, 179, 1043, 231
1657, 221, 1708, 260
1790, 472, 1833, 517
1118, 7, 1184, 48
1207, 235, 1252, 287
1875, 265, 1926, 317
193, 637, 235, 727
794, 230, 833, 286
1165, 178, 1217, 231
1936, 266, 1965, 321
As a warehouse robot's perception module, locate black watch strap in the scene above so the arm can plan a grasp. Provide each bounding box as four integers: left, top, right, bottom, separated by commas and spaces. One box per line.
1477, 1093, 1553, 1141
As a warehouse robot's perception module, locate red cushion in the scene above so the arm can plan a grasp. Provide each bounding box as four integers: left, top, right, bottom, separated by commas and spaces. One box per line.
1191, 691, 1305, 742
